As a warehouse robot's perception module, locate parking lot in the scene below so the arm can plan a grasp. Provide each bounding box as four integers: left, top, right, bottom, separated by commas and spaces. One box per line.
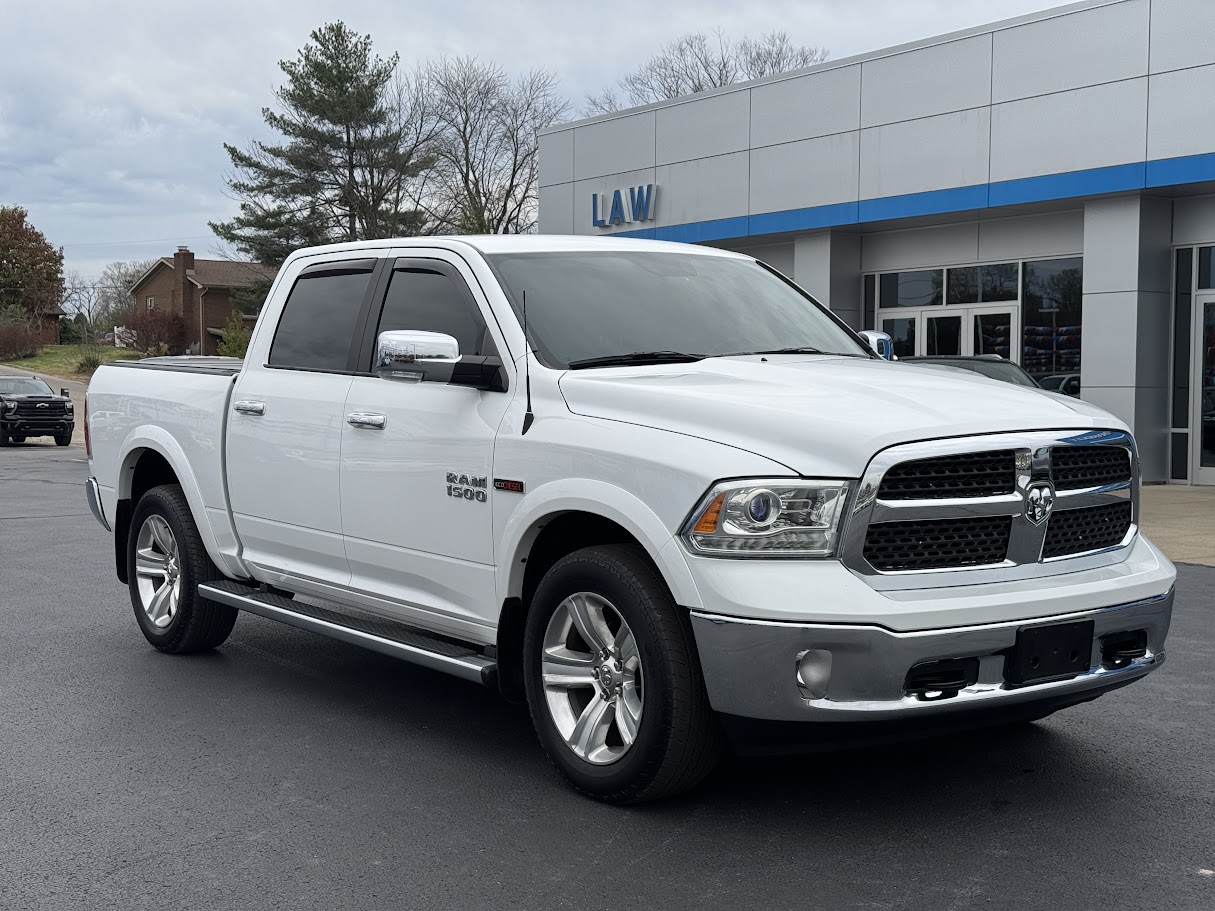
2, 441, 1213, 910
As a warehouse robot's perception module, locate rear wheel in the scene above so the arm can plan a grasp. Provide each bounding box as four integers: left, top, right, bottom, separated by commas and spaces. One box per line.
523, 544, 723, 803
11, 435, 26, 444
54, 433, 70, 446
127, 484, 238, 653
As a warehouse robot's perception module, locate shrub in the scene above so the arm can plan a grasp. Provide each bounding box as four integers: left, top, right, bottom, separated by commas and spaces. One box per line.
76, 348, 106, 374
124, 308, 185, 355
0, 324, 38, 359
216, 309, 252, 358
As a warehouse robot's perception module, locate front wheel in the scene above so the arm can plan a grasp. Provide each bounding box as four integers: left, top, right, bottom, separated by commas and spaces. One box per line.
54, 434, 70, 446
127, 484, 238, 653
523, 545, 723, 803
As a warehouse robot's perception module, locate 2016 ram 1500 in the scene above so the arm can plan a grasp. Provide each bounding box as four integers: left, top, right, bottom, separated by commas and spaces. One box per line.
84, 236, 1175, 802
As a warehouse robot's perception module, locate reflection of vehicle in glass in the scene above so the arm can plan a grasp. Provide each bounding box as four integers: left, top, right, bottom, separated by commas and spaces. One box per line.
902, 356, 1040, 388
1040, 374, 1081, 397
0, 376, 75, 446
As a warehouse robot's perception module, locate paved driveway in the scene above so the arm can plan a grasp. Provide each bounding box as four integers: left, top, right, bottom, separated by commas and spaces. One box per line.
1, 447, 1212, 910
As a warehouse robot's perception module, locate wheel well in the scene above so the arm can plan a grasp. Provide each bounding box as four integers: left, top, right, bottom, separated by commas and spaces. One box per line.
496, 512, 658, 703
114, 449, 180, 583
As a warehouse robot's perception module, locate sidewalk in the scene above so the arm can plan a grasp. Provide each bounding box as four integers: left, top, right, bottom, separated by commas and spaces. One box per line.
1139, 484, 1215, 567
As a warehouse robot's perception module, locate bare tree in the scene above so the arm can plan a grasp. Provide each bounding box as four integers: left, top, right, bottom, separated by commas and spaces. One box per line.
421, 57, 570, 234
61, 272, 105, 343
585, 29, 828, 115
95, 259, 155, 330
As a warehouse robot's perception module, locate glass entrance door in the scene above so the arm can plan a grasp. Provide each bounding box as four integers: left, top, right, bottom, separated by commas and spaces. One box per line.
882, 306, 1018, 359
1194, 293, 1215, 485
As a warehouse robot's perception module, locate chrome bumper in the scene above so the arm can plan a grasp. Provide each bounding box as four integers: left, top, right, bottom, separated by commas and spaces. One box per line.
85, 477, 110, 532
690, 589, 1172, 722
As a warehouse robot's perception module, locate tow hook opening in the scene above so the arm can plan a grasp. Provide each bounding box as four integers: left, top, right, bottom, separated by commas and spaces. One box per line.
905, 658, 980, 701
1100, 630, 1148, 669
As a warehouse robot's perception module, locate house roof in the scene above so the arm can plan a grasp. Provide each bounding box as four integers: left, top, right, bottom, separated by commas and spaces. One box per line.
130, 257, 276, 294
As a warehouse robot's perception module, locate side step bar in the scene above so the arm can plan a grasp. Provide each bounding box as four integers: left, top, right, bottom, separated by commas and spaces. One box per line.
199, 580, 496, 686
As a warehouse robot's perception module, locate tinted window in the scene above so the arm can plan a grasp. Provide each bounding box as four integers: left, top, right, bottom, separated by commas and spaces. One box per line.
376, 268, 489, 358
879, 270, 942, 308
1022, 257, 1083, 392
269, 268, 372, 371
0, 378, 53, 395
946, 263, 1018, 305
487, 252, 867, 369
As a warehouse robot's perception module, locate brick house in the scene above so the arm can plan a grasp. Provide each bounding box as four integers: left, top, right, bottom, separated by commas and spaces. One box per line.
129, 247, 276, 355
35, 303, 64, 346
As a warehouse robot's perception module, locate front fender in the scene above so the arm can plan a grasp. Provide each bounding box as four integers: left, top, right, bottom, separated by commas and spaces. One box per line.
497, 478, 703, 611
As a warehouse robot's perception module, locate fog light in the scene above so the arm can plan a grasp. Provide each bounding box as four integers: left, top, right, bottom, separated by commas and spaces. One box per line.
795, 649, 832, 700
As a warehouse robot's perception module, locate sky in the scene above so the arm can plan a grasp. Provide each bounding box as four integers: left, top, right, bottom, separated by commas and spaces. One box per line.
0, 0, 1063, 280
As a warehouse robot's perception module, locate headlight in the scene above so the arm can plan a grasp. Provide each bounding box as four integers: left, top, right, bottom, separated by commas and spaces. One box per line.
2, 400, 16, 415
682, 479, 852, 557
64, 401, 74, 413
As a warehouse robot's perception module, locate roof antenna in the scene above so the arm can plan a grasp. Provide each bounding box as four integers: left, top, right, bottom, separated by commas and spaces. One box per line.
521, 289, 535, 435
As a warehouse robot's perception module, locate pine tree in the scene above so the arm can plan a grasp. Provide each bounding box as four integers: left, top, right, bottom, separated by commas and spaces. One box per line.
211, 22, 430, 267
0, 206, 64, 320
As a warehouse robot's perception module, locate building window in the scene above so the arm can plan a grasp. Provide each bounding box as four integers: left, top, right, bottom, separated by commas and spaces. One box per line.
1199, 246, 1215, 290
1021, 257, 1083, 393
879, 270, 942, 308
146, 296, 155, 310
945, 263, 1018, 305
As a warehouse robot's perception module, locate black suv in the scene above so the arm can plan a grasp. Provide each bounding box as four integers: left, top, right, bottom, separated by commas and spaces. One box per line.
0, 376, 75, 446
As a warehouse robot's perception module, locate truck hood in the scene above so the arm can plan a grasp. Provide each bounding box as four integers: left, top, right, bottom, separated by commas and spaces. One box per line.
558, 356, 1124, 477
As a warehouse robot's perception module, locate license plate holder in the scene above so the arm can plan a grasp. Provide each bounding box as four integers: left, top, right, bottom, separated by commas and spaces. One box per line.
1005, 620, 1094, 686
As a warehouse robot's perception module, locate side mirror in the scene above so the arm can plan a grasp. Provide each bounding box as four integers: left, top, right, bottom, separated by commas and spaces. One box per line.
375, 330, 506, 392
60, 388, 70, 398
376, 330, 460, 381
858, 330, 895, 360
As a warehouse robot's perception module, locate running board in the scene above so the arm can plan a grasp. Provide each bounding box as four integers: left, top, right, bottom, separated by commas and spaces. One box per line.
199, 580, 496, 686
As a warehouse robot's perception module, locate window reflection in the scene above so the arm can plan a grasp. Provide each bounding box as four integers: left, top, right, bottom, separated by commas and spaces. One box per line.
880, 270, 942, 308
1022, 257, 1083, 395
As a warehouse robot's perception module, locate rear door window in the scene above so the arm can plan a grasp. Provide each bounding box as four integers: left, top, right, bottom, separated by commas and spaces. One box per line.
269, 261, 376, 371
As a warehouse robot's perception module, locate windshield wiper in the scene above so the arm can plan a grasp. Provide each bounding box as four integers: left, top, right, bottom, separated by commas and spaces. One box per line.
567, 350, 707, 369
723, 346, 867, 358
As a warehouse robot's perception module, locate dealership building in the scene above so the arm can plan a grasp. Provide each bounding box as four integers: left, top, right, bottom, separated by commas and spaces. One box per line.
538, 0, 1215, 485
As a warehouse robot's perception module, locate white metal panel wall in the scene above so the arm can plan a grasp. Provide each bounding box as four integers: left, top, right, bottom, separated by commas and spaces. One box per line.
1147, 64, 1215, 161
749, 133, 859, 214
538, 183, 574, 235
572, 112, 656, 180
656, 91, 750, 164
860, 109, 991, 198
1149, 0, 1215, 73
654, 153, 749, 225
977, 211, 1085, 260
860, 224, 981, 273
989, 79, 1148, 182
748, 65, 861, 148
538, 129, 574, 188
859, 34, 993, 127
991, 0, 1148, 103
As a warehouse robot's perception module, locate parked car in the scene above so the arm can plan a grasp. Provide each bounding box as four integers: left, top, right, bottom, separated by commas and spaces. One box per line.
902, 355, 1041, 388
0, 376, 75, 446
1041, 373, 1082, 397
84, 236, 1175, 803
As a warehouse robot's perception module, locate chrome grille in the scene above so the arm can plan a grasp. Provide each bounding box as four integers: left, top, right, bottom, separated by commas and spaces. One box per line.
877, 450, 1015, 500
1042, 502, 1133, 559
863, 516, 1011, 571
841, 431, 1139, 590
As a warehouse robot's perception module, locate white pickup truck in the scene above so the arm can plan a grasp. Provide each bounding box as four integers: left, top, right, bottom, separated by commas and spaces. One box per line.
85, 235, 1175, 802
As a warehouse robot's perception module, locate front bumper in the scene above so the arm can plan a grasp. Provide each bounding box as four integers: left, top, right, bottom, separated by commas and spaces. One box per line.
691, 588, 1172, 723
2, 418, 74, 437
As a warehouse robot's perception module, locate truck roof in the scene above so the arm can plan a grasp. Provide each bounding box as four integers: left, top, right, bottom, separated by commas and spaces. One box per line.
280, 234, 749, 265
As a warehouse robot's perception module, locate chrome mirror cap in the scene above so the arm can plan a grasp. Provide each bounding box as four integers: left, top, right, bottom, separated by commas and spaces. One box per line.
376, 330, 460, 380
858, 330, 895, 360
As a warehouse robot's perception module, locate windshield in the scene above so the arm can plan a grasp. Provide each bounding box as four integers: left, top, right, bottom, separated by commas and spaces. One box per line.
909, 359, 1039, 388
0, 378, 53, 396
486, 251, 869, 368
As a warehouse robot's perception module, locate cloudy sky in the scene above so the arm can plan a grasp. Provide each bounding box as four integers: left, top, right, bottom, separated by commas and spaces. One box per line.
1, 0, 1059, 278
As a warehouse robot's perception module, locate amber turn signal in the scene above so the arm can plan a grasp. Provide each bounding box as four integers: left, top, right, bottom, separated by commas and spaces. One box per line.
692, 493, 725, 534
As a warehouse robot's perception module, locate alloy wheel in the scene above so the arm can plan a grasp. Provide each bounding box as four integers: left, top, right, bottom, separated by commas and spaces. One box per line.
134, 515, 182, 629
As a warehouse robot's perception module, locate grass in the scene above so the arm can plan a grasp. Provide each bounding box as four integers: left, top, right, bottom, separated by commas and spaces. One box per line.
0, 344, 140, 378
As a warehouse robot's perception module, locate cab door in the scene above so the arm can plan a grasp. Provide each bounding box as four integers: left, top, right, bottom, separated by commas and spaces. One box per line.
226, 256, 381, 587
339, 252, 514, 637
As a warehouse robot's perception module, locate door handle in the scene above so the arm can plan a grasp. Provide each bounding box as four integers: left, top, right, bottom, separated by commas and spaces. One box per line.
234, 400, 266, 416
347, 412, 386, 429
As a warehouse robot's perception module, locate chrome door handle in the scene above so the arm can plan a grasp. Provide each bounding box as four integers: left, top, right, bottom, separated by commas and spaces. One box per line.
347, 412, 386, 429
234, 400, 266, 416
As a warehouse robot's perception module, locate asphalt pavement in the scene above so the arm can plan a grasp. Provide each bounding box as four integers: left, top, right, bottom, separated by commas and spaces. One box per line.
1, 444, 1213, 910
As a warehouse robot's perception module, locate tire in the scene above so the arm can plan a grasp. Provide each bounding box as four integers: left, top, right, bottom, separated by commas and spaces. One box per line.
54, 434, 70, 447
12, 435, 26, 444
126, 484, 238, 653
523, 544, 723, 803
0, 434, 8, 447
